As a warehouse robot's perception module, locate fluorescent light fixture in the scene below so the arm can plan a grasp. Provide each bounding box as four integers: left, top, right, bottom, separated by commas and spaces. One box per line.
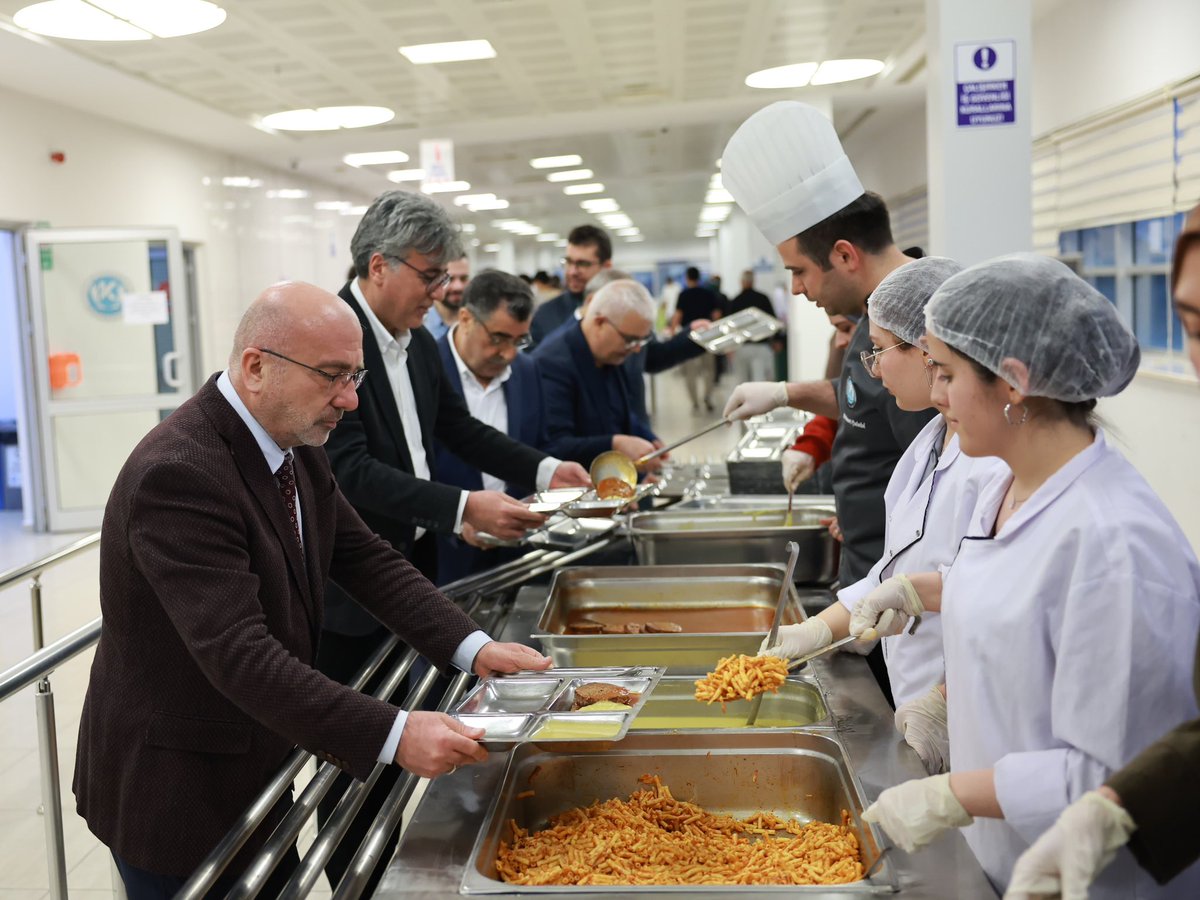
14, 0, 226, 40
491, 219, 521, 229
555, 239, 568, 247
314, 200, 351, 211
705, 188, 734, 204
545, 168, 593, 183
617, 227, 640, 236
342, 150, 409, 167
563, 183, 604, 195
454, 193, 497, 206
260, 106, 394, 131
387, 168, 425, 182
470, 238, 481, 247
466, 198, 510, 210
536, 233, 560, 242
266, 188, 309, 199
512, 226, 541, 236
421, 180, 471, 194
709, 173, 723, 189
530, 155, 582, 169
460, 223, 477, 233
599, 214, 633, 229
221, 176, 261, 188
482, 243, 500, 252
745, 62, 819, 89
624, 235, 645, 242
399, 39, 496, 65
716, 157, 722, 167
810, 58, 885, 85
700, 205, 733, 222
581, 198, 620, 213
340, 205, 369, 216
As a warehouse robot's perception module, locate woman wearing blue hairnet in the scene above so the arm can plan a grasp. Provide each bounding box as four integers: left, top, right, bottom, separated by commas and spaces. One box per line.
848, 253, 1200, 898
1004, 210, 1200, 899
758, 256, 1007, 775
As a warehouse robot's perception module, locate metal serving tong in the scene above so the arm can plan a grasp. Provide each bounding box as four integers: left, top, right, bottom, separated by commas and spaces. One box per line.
746, 541, 800, 727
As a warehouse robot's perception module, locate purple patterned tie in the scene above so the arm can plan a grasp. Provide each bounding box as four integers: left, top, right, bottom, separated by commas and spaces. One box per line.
275, 452, 303, 554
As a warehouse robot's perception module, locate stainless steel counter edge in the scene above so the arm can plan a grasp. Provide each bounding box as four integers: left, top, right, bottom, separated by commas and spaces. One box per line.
375, 586, 998, 899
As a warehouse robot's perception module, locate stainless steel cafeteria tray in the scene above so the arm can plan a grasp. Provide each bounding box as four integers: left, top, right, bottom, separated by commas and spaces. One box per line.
627, 507, 838, 584
672, 493, 834, 512
689, 306, 782, 353
449, 666, 664, 747
533, 564, 806, 673
631, 675, 831, 731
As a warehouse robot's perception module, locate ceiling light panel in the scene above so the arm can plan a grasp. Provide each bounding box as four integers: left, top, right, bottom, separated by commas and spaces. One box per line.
93, 0, 226, 37
399, 40, 496, 65
261, 106, 394, 131
810, 58, 886, 85
581, 199, 620, 213
387, 169, 425, 182
530, 155, 582, 169
14, 0, 226, 40
744, 62, 819, 89
545, 168, 593, 182
421, 181, 471, 194
563, 183, 604, 195
343, 150, 409, 167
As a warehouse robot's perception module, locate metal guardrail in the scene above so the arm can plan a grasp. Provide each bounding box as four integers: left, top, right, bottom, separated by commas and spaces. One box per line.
0, 530, 102, 900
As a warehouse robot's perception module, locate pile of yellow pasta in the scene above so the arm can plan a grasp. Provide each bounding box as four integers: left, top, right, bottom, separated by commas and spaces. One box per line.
693, 654, 789, 707
495, 774, 863, 886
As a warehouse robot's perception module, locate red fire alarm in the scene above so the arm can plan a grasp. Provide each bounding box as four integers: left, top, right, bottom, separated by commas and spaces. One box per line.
49, 151, 65, 164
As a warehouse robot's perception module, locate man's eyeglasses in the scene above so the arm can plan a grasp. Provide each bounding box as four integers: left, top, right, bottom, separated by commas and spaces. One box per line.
561, 256, 600, 271
859, 342, 906, 377
259, 348, 367, 389
467, 307, 533, 351
602, 318, 652, 350
395, 257, 451, 296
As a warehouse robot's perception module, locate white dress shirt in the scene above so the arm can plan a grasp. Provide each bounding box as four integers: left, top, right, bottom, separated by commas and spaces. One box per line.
351, 280, 469, 539
446, 324, 560, 494
216, 369, 491, 766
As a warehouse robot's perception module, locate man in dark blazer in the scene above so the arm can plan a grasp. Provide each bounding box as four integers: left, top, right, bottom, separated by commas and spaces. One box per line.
527, 223, 612, 348
73, 282, 547, 897
319, 190, 588, 890
434, 269, 549, 584
533, 278, 666, 469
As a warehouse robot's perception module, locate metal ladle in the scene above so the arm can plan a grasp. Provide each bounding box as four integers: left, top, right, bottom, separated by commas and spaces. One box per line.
589, 418, 731, 489
746, 541, 800, 727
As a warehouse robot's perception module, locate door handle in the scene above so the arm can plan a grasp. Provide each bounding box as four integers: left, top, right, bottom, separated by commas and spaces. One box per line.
161, 351, 182, 389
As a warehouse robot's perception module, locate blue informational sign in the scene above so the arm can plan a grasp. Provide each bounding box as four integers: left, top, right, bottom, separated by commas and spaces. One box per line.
955, 40, 1015, 128
87, 274, 126, 316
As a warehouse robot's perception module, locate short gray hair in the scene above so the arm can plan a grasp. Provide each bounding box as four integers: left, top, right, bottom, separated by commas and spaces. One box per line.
587, 279, 655, 323
464, 269, 535, 322
350, 190, 464, 277
584, 267, 631, 299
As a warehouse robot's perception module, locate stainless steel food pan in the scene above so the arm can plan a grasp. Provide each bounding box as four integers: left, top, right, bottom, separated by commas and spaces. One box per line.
627, 508, 838, 584
630, 675, 831, 731
671, 494, 834, 512
461, 730, 897, 893
534, 564, 805, 673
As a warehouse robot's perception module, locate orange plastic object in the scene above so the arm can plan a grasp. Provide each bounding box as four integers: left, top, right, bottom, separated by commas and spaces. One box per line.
49, 352, 82, 390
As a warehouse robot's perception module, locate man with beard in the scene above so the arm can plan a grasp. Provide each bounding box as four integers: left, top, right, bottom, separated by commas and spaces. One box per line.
421, 254, 469, 341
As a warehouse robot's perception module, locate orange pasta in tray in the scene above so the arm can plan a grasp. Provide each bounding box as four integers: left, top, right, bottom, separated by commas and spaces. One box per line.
693, 654, 788, 708
495, 774, 863, 886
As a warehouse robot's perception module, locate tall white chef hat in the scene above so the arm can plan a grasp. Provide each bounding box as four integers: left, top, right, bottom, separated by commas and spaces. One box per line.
721, 101, 865, 246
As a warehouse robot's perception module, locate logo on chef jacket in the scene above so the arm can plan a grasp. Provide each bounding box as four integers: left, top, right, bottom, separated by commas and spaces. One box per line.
845, 378, 858, 408
86, 274, 126, 317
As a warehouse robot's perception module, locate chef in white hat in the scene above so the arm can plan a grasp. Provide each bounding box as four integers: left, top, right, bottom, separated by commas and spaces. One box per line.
720, 101, 938, 706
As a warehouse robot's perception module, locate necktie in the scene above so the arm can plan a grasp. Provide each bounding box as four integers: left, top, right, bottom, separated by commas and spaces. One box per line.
275, 452, 303, 554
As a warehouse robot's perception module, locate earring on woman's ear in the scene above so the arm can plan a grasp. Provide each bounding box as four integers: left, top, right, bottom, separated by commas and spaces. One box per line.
1003, 402, 1029, 426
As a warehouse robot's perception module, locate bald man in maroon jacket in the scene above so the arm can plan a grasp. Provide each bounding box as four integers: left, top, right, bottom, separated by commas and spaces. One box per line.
73, 281, 548, 896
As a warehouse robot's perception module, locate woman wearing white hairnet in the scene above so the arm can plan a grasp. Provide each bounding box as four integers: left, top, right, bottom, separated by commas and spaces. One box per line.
1004, 208, 1200, 899
759, 257, 1007, 774
850, 254, 1200, 898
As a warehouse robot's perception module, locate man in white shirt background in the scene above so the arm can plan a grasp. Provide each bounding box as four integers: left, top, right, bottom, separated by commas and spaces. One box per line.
421, 254, 470, 341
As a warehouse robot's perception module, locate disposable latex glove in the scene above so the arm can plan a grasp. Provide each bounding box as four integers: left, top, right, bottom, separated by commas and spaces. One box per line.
1004, 791, 1136, 900
849, 575, 924, 641
723, 381, 788, 421
895, 686, 950, 775
759, 617, 832, 660
862, 774, 973, 852
782, 449, 816, 492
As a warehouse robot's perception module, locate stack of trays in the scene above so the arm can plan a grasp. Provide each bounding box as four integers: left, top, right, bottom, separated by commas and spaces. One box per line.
450, 666, 664, 747
689, 306, 782, 352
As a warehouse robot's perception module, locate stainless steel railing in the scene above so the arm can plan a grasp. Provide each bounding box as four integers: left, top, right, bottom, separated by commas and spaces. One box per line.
0, 530, 103, 900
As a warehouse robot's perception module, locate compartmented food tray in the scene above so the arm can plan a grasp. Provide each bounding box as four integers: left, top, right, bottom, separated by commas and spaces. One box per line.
450, 666, 664, 746
689, 307, 782, 353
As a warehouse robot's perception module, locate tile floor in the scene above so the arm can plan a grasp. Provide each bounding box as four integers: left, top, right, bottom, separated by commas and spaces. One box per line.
0, 364, 747, 898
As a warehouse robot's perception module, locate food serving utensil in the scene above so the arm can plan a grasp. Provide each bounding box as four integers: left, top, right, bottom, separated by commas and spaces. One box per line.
589, 418, 731, 491
786, 634, 858, 671
745, 540, 800, 727
784, 487, 795, 527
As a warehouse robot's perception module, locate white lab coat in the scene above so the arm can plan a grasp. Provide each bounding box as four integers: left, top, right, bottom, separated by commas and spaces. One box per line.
942, 430, 1200, 898
838, 415, 1007, 706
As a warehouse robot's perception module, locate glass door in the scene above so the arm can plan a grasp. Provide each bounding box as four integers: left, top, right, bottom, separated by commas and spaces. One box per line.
21, 228, 193, 531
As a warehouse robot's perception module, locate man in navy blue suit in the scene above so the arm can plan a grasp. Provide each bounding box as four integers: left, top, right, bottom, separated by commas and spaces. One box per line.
533, 279, 665, 469
434, 270, 549, 583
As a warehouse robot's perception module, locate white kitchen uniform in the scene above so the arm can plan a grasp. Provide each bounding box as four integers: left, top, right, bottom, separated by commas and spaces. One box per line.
942, 430, 1200, 898
838, 415, 1007, 706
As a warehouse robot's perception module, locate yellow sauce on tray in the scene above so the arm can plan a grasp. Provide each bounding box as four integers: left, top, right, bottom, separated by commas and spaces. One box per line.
629, 715, 798, 730
531, 718, 624, 740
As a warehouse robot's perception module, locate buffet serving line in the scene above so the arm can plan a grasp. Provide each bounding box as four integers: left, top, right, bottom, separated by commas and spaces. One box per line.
367, 472, 996, 899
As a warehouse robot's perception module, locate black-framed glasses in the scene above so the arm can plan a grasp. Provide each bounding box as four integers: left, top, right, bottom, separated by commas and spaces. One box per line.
602, 318, 652, 350
859, 342, 905, 377
466, 307, 533, 351
259, 348, 367, 389
561, 256, 600, 271
395, 257, 451, 295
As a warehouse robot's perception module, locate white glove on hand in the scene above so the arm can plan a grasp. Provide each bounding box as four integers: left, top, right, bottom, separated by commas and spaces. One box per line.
723, 381, 788, 420
849, 575, 924, 640
1004, 791, 1136, 900
759, 617, 832, 660
895, 686, 950, 775
862, 774, 973, 853
782, 449, 816, 492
